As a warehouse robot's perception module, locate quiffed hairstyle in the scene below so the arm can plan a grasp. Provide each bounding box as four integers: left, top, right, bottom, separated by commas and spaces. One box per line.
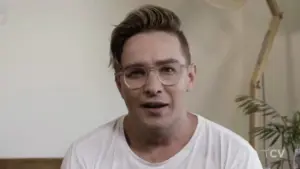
109, 4, 191, 72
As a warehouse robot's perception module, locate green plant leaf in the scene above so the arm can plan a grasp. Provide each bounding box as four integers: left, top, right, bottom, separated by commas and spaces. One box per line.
268, 122, 285, 131
235, 94, 281, 118
245, 104, 260, 115
259, 128, 276, 140
265, 130, 278, 140
235, 95, 250, 102
262, 110, 276, 116
269, 134, 280, 147
238, 99, 252, 108
271, 114, 281, 119
244, 102, 255, 110
235, 94, 300, 166
270, 159, 284, 169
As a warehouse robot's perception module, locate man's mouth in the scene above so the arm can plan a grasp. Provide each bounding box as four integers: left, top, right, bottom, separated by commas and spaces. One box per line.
140, 102, 169, 109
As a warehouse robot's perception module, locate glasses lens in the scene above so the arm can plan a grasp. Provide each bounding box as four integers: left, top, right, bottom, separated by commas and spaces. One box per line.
158, 63, 182, 85
124, 67, 147, 89
122, 63, 184, 89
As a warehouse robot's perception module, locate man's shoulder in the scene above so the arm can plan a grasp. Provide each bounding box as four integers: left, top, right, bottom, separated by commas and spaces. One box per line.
196, 114, 256, 152
61, 115, 125, 168
195, 114, 263, 168
68, 115, 125, 155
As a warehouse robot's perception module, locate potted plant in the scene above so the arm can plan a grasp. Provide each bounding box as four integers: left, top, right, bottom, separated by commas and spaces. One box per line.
235, 95, 300, 169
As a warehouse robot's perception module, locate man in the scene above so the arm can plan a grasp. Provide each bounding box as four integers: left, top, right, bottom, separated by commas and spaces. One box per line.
61, 4, 263, 169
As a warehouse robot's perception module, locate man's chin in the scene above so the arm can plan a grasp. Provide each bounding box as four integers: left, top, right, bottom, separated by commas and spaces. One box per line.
142, 120, 168, 130
141, 106, 169, 117
129, 108, 172, 128
140, 114, 171, 129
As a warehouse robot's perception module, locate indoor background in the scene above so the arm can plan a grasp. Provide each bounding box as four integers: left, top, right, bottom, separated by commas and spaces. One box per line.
0, 0, 299, 167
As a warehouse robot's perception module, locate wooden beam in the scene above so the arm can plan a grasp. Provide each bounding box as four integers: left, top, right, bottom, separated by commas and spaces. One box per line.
248, 0, 283, 147
266, 0, 283, 17
0, 158, 62, 169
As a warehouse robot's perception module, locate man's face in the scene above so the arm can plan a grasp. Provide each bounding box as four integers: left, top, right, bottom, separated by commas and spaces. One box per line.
116, 31, 196, 129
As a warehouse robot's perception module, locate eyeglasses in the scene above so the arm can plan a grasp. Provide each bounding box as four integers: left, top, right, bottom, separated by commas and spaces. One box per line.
116, 62, 190, 90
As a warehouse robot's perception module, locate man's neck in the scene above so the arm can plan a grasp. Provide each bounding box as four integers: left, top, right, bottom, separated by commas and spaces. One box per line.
123, 112, 197, 152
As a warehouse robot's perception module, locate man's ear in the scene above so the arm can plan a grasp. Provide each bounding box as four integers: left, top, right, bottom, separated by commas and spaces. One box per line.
115, 75, 124, 99
187, 64, 196, 91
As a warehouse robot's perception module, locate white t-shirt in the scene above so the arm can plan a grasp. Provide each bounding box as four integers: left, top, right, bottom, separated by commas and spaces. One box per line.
61, 114, 263, 169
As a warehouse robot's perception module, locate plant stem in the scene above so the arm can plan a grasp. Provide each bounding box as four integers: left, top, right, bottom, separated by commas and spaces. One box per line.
285, 147, 293, 169
281, 117, 293, 169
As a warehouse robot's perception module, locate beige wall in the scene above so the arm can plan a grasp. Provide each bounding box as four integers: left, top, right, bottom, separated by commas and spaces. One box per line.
180, 0, 248, 138
0, 0, 298, 159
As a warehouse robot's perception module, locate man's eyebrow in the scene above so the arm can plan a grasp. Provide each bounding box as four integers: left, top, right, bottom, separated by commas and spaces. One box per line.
123, 63, 146, 70
155, 58, 179, 65
122, 58, 180, 69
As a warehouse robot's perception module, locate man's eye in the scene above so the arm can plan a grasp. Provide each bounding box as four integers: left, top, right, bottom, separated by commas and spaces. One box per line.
126, 69, 146, 78
160, 66, 176, 73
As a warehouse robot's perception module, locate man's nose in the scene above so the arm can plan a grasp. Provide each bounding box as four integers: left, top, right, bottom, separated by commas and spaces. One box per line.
143, 71, 162, 96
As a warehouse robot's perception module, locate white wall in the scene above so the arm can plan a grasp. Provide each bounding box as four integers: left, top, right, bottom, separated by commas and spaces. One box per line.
0, 0, 185, 158
0, 0, 120, 158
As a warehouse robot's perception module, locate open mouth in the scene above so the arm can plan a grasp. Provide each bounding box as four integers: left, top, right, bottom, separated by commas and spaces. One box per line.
141, 102, 169, 109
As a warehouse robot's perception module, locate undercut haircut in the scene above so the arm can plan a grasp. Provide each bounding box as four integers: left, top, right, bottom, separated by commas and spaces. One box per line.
109, 4, 191, 72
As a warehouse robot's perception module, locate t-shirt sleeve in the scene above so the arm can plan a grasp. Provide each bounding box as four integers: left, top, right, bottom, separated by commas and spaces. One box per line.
61, 144, 86, 169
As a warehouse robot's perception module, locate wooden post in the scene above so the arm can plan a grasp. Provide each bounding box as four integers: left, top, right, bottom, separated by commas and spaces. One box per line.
249, 0, 283, 147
